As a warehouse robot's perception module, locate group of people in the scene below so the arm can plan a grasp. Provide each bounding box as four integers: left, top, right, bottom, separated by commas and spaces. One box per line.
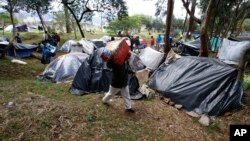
150, 34, 163, 51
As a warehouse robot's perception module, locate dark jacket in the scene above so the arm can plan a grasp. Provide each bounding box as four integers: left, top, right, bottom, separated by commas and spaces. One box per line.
107, 57, 129, 88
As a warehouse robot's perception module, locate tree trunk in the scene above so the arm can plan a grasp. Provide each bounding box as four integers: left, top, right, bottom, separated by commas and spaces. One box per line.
199, 0, 216, 57
72, 20, 77, 39
2, 0, 16, 58
64, 4, 85, 38
36, 8, 47, 32
64, 5, 71, 33
182, 12, 188, 35
237, 47, 250, 82
186, 0, 196, 40
164, 0, 174, 55
2, 21, 4, 36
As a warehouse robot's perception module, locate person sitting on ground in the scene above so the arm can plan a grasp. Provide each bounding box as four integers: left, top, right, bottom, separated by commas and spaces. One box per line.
101, 50, 135, 113
15, 33, 22, 43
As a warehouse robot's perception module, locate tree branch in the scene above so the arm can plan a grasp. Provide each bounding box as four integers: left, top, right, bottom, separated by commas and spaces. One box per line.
181, 0, 201, 24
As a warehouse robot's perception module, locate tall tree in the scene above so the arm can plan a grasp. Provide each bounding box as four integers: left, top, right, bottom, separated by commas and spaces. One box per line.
199, 0, 216, 57
164, 0, 174, 54
0, 12, 18, 36
186, 0, 196, 40
64, 5, 71, 33
182, 0, 201, 24
62, 0, 127, 38
0, 0, 20, 57
19, 0, 52, 32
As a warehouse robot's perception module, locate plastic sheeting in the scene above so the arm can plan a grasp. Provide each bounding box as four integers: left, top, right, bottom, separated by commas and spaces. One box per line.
218, 38, 250, 65
91, 39, 105, 48
128, 52, 146, 72
70, 47, 144, 99
60, 39, 95, 54
180, 39, 200, 56
78, 39, 95, 54
148, 56, 244, 116
100, 36, 111, 43
0, 42, 39, 57
139, 47, 164, 70
41, 52, 89, 82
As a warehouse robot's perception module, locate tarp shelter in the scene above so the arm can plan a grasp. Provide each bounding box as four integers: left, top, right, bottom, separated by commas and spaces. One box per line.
38, 52, 89, 82
4, 24, 29, 32
60, 39, 95, 54
0, 40, 39, 58
138, 47, 164, 70
91, 39, 105, 48
99, 36, 111, 43
7, 43, 39, 57
180, 39, 200, 56
148, 56, 243, 116
70, 47, 144, 100
218, 38, 250, 65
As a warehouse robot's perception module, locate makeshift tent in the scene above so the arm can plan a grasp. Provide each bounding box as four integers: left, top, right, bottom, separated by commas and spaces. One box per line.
4, 24, 29, 32
138, 47, 164, 70
6, 43, 39, 57
38, 52, 89, 82
0, 40, 39, 58
148, 56, 243, 116
179, 39, 200, 56
218, 38, 250, 65
91, 39, 105, 48
99, 36, 111, 43
60, 39, 95, 54
70, 47, 144, 100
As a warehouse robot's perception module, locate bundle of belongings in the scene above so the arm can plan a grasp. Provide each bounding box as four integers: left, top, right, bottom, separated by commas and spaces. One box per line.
101, 37, 130, 64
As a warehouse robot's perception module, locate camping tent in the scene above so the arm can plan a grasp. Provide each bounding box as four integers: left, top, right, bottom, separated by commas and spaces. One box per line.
148, 56, 243, 116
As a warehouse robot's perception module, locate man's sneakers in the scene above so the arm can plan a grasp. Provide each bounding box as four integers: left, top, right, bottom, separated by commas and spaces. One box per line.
125, 108, 135, 113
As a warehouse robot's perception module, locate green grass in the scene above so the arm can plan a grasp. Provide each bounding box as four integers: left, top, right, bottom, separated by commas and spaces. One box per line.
0, 32, 250, 141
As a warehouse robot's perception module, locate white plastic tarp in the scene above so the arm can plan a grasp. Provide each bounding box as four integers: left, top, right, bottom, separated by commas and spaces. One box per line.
78, 39, 95, 54
100, 36, 111, 43
129, 52, 146, 72
139, 47, 164, 70
60, 40, 79, 52
60, 39, 95, 54
218, 38, 250, 65
42, 52, 89, 82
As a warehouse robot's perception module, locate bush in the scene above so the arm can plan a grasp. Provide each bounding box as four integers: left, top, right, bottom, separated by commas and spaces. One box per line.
243, 75, 250, 90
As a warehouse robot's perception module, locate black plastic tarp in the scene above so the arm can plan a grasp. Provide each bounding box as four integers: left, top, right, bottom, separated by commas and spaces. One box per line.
148, 56, 244, 116
180, 39, 200, 56
70, 47, 144, 99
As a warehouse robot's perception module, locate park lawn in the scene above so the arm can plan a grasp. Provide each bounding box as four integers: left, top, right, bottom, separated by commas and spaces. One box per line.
0, 32, 249, 140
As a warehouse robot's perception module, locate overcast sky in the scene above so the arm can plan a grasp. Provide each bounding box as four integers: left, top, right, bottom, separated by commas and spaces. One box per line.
125, 0, 200, 19
2, 0, 201, 25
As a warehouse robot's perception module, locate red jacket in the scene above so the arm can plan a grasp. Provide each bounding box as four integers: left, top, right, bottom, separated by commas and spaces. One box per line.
150, 38, 155, 46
